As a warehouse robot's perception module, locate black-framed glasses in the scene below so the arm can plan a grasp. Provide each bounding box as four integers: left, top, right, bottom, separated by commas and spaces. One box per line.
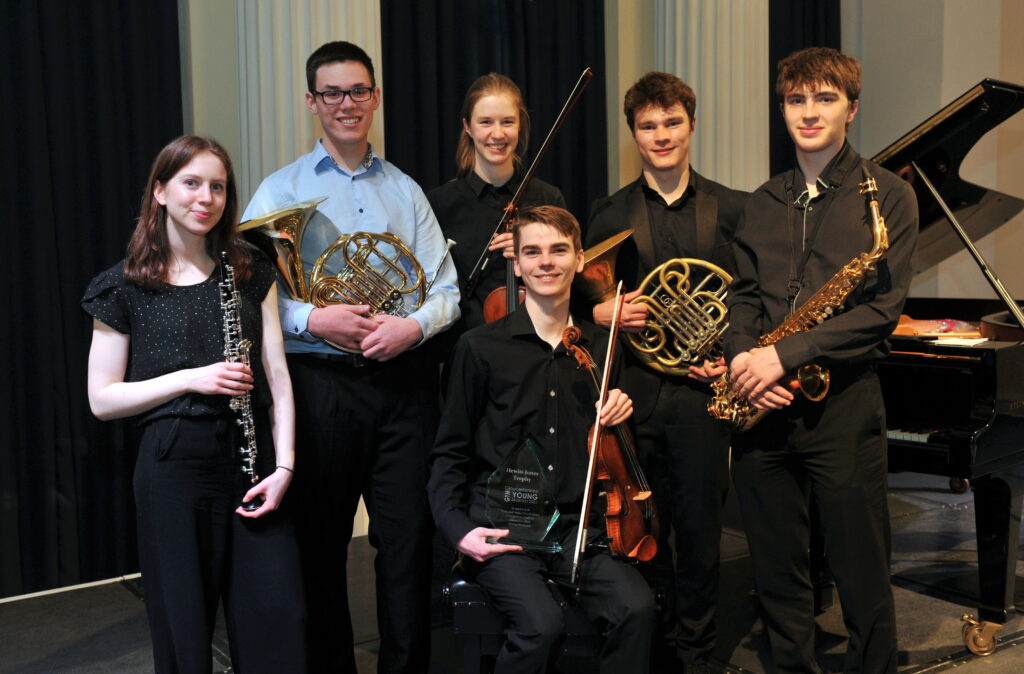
313, 87, 375, 105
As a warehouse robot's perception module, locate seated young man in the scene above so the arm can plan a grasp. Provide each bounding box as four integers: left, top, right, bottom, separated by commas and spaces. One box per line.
428, 205, 656, 673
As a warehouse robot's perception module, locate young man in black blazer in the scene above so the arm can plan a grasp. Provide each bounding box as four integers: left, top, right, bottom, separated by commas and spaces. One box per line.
585, 72, 747, 673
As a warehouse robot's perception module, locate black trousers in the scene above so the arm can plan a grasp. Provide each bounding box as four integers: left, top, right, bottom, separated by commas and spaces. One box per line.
287, 353, 437, 673
636, 378, 730, 666
731, 368, 897, 674
134, 415, 306, 674
466, 530, 655, 674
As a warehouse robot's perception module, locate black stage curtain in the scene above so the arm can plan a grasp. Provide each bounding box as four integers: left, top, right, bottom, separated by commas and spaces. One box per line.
0, 0, 182, 598
380, 0, 606, 230
768, 0, 842, 177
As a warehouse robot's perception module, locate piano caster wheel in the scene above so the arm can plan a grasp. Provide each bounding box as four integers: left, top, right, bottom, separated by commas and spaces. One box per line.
949, 477, 970, 494
961, 613, 1000, 656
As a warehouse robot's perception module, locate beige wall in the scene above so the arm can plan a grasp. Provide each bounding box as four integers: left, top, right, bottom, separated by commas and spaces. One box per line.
604, 0, 656, 192
179, 0, 243, 167
604, 1, 769, 194
180, 0, 385, 206
845, 0, 1024, 300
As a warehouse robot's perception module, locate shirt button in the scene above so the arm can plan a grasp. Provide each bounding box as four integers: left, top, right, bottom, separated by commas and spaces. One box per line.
548, 427, 555, 435
549, 390, 556, 397
548, 465, 554, 472
358, 208, 363, 213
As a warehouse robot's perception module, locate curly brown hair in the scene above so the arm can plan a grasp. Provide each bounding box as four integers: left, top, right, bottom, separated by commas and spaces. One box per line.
623, 71, 697, 131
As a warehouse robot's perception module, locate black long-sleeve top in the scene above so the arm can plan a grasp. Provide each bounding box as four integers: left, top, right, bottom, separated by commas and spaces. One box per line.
723, 143, 919, 371
427, 307, 612, 548
427, 168, 565, 329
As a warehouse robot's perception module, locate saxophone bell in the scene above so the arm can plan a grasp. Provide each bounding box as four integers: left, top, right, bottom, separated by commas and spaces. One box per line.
792, 364, 830, 401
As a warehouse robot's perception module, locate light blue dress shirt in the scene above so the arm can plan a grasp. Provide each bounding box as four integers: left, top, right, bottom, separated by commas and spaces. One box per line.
242, 141, 460, 354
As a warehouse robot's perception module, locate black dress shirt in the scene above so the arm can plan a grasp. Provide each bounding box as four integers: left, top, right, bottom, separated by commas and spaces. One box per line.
427, 308, 615, 548
724, 142, 919, 371
427, 168, 566, 328
641, 176, 698, 264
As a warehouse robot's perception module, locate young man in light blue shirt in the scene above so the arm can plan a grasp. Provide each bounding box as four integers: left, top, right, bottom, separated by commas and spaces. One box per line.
243, 40, 459, 673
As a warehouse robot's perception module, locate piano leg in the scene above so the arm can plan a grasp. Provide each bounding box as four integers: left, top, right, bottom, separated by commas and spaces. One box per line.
960, 473, 1024, 655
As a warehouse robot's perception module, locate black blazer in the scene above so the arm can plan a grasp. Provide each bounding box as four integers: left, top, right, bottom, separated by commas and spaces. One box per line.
583, 171, 748, 421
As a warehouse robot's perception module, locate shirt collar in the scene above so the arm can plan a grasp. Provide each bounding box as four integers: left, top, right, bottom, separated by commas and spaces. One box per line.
638, 167, 696, 206
508, 306, 579, 347
817, 140, 858, 188
785, 141, 858, 205
465, 165, 524, 198
509, 304, 540, 337
312, 140, 380, 176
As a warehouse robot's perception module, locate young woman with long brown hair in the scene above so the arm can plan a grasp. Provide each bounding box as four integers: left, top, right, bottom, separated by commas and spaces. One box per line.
83, 135, 305, 673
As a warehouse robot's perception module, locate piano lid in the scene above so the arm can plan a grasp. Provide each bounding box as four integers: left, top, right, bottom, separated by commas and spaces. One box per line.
872, 79, 1024, 273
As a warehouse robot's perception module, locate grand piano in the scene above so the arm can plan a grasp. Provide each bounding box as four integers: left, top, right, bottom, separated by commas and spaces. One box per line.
871, 78, 1024, 655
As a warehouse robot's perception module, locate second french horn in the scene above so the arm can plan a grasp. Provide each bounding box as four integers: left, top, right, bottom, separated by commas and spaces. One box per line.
576, 230, 732, 377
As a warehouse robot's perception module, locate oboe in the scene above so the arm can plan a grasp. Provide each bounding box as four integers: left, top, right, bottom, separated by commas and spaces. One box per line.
219, 252, 263, 511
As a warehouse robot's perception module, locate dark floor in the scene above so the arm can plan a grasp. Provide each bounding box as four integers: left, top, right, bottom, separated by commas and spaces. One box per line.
1, 471, 1022, 673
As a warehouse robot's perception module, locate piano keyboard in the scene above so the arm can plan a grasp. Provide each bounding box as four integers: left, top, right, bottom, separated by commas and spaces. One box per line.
887, 429, 932, 444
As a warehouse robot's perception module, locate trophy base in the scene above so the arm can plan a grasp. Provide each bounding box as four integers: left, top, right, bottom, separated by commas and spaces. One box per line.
486, 535, 562, 553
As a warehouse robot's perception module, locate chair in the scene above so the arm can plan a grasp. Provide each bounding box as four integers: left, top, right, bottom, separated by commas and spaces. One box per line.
444, 561, 602, 674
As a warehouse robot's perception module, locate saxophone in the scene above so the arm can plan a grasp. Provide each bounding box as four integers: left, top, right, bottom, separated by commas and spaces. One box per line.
218, 252, 262, 510
708, 166, 889, 432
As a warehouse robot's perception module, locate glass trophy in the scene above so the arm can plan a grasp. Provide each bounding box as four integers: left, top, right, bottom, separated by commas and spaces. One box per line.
485, 437, 561, 552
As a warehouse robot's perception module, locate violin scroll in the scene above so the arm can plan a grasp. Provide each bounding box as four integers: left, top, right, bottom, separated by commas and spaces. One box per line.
561, 326, 592, 370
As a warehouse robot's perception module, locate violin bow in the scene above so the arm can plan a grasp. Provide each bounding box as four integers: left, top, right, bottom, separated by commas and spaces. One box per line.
571, 281, 624, 590
463, 67, 593, 298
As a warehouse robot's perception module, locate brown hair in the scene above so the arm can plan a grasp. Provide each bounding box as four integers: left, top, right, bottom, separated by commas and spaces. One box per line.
512, 205, 582, 253
456, 73, 531, 178
775, 47, 861, 103
306, 41, 376, 92
124, 135, 250, 289
623, 71, 696, 131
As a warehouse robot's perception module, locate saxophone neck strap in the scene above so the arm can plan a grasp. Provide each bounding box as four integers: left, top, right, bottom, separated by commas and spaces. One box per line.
785, 170, 840, 309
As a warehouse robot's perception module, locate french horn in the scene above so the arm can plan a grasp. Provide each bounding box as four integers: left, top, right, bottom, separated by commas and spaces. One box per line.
239, 198, 432, 353
575, 230, 732, 377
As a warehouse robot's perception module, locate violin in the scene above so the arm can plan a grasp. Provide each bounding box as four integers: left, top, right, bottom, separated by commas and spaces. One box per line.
481, 203, 525, 323
563, 284, 659, 589
467, 68, 593, 322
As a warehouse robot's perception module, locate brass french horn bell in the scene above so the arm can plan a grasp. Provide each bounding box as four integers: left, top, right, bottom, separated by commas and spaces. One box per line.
576, 230, 733, 377
239, 198, 430, 353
